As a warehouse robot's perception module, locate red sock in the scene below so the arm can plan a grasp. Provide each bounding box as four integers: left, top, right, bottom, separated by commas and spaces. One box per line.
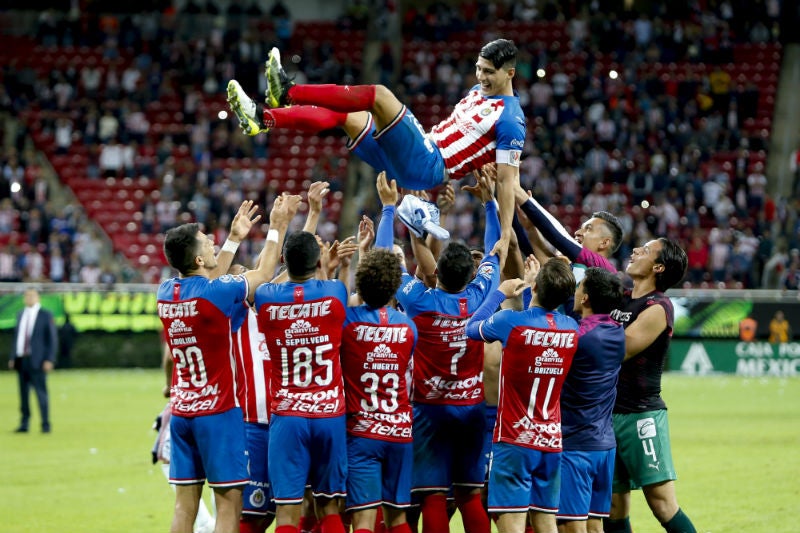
524, 525, 534, 533
455, 493, 490, 533
421, 494, 450, 533
319, 513, 346, 533
388, 524, 413, 533
353, 529, 372, 533
373, 506, 386, 533
299, 514, 318, 533
240, 515, 267, 533
288, 85, 376, 113
276, 525, 300, 533
265, 106, 348, 132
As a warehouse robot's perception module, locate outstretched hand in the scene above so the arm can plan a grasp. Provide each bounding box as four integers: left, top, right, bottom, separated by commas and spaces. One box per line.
461, 172, 495, 204
337, 236, 358, 268
437, 181, 456, 214
229, 200, 261, 242
523, 254, 542, 286
358, 215, 375, 251
376, 171, 398, 206
306, 181, 330, 213
498, 278, 526, 298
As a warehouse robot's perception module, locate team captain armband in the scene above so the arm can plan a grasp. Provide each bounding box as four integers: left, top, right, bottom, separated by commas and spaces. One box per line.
496, 149, 522, 167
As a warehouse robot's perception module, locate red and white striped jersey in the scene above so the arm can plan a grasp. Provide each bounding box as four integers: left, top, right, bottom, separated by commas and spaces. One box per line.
233, 305, 271, 425
429, 85, 526, 179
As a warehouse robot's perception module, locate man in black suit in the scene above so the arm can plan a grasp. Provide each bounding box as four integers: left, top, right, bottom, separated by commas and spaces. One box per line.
8, 287, 58, 433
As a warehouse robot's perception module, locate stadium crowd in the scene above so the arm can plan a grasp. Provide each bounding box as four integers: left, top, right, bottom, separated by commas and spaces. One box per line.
0, 1, 797, 289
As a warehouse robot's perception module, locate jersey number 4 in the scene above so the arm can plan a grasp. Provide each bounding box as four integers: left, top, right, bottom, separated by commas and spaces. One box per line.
279, 344, 334, 388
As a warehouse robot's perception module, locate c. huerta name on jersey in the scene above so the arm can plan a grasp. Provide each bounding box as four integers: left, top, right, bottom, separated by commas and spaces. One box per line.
267, 300, 331, 320
521, 330, 576, 348
354, 325, 408, 343
158, 301, 199, 318
364, 362, 400, 371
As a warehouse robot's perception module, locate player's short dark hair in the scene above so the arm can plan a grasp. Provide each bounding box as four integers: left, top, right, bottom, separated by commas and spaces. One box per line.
581, 267, 624, 314
480, 39, 518, 69
163, 223, 200, 276
535, 258, 576, 311
283, 231, 320, 277
592, 211, 624, 253
356, 249, 402, 308
654, 238, 688, 291
437, 242, 475, 292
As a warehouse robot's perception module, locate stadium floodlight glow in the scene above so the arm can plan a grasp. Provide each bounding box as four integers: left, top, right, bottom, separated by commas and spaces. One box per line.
536, 68, 546, 78
218, 110, 228, 120
641, 200, 650, 209
609, 69, 619, 79
10, 182, 21, 193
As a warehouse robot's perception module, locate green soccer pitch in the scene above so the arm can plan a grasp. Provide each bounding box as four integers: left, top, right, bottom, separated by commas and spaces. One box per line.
0, 370, 797, 532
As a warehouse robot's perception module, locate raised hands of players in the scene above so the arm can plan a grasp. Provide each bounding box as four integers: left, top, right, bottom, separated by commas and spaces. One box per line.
478, 161, 498, 184
270, 193, 302, 228
229, 200, 261, 243
497, 277, 526, 299
336, 236, 358, 269
522, 254, 541, 287
376, 171, 398, 206
303, 181, 330, 234
461, 172, 495, 204
358, 215, 375, 253
307, 181, 330, 213
437, 181, 456, 215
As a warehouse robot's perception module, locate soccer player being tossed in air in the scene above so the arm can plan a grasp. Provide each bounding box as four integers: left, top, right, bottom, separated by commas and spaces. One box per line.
465, 256, 579, 533
158, 195, 299, 533
227, 39, 525, 265
253, 230, 350, 533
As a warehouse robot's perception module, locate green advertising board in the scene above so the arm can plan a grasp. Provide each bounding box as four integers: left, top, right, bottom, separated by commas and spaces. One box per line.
0, 291, 161, 332
669, 339, 800, 377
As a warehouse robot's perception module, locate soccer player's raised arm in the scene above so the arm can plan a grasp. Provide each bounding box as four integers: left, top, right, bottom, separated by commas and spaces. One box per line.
516, 186, 582, 261
302, 180, 330, 234
375, 171, 397, 250
244, 194, 301, 299
208, 200, 260, 279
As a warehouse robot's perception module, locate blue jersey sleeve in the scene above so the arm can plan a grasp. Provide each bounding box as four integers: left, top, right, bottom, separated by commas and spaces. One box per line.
476, 308, 514, 346
495, 98, 526, 166
207, 274, 248, 316
519, 197, 582, 260
469, 255, 501, 298
483, 200, 502, 256
466, 290, 507, 341
375, 205, 395, 250
395, 272, 429, 319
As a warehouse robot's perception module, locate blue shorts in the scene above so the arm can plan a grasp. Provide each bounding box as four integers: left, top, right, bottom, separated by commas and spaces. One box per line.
349, 107, 446, 190
482, 405, 498, 481
346, 435, 413, 511
243, 422, 276, 516
169, 407, 248, 488
557, 449, 615, 521
487, 442, 561, 514
268, 414, 347, 504
411, 402, 487, 492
